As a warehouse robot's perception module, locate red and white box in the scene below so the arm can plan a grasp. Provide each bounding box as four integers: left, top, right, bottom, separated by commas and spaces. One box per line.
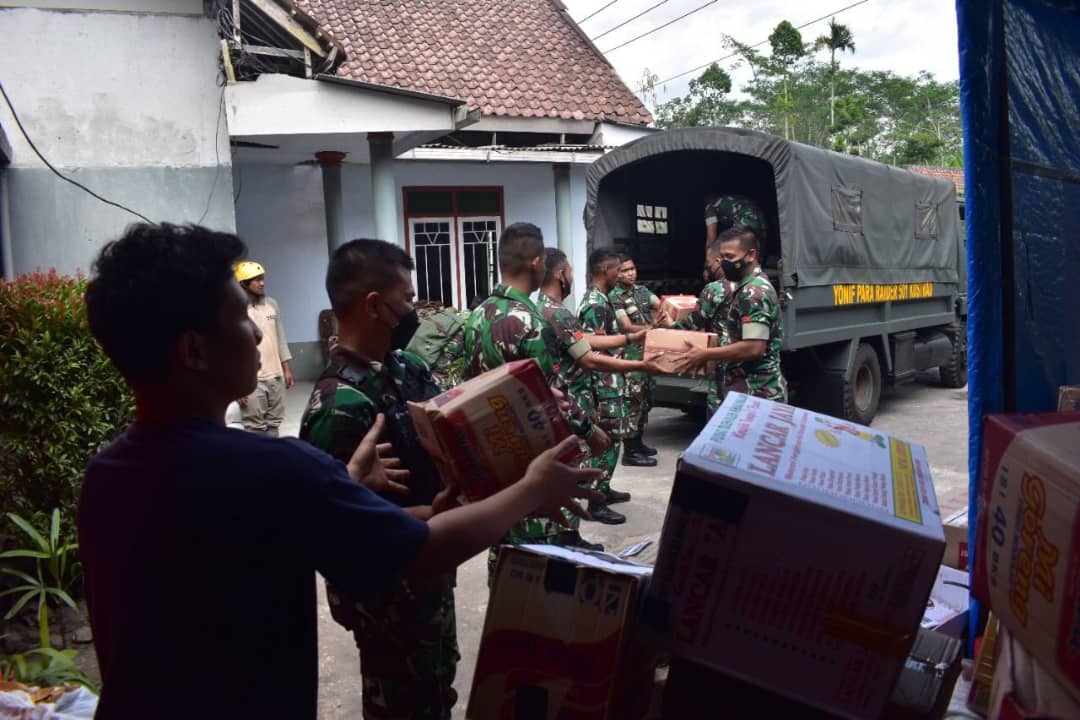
643, 393, 945, 719
943, 508, 970, 570
658, 294, 699, 324
973, 412, 1080, 702
408, 359, 581, 503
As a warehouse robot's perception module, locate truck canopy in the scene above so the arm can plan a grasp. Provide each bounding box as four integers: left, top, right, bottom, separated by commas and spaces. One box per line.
584, 127, 961, 289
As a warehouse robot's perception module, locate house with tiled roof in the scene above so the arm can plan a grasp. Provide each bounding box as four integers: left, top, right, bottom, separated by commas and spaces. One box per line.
222, 0, 656, 375
0, 0, 653, 377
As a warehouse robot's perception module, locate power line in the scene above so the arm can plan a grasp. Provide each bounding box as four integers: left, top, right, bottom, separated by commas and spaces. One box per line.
0, 80, 154, 224
654, 0, 871, 85
198, 84, 227, 225
603, 0, 720, 53
578, 0, 623, 24
591, 0, 673, 42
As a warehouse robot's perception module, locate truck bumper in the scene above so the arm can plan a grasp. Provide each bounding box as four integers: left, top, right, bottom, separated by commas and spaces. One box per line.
652, 375, 712, 409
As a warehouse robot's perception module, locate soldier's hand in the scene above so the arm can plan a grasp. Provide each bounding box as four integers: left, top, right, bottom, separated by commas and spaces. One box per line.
586, 426, 612, 454
673, 341, 709, 374
431, 483, 460, 515
550, 386, 572, 415
346, 414, 412, 497
642, 358, 667, 375
521, 436, 604, 523
628, 329, 648, 344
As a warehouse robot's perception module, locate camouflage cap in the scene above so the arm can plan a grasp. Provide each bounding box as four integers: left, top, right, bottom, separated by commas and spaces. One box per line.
707, 195, 767, 233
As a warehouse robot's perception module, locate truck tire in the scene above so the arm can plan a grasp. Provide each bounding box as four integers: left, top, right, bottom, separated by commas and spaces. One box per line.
843, 343, 881, 425
939, 322, 968, 388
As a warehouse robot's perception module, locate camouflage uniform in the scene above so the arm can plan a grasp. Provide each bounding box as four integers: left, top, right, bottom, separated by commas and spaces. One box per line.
705, 194, 767, 234
300, 346, 459, 720
724, 267, 787, 402
409, 307, 467, 392
676, 280, 735, 417
462, 284, 597, 579
578, 286, 630, 491
609, 283, 659, 437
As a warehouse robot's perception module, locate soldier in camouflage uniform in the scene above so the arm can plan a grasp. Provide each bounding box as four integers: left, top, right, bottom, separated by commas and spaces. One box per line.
539, 249, 663, 527
610, 255, 661, 464
674, 245, 736, 416
704, 193, 767, 249
462, 224, 610, 577
299, 239, 459, 720
674, 227, 787, 402
577, 247, 642, 524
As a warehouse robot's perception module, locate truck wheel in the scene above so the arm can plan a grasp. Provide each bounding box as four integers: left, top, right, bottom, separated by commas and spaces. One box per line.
939, 322, 968, 388
843, 343, 881, 425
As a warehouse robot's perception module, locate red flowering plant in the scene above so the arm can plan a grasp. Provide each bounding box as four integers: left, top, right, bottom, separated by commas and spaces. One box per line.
0, 269, 133, 523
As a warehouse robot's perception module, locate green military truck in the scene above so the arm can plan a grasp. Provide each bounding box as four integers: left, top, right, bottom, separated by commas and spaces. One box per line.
584, 127, 966, 424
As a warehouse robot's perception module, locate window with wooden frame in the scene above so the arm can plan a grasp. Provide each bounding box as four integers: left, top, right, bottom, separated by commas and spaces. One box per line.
403, 187, 504, 310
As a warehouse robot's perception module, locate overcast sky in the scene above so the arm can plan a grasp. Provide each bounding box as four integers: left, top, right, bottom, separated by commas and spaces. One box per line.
561, 0, 961, 109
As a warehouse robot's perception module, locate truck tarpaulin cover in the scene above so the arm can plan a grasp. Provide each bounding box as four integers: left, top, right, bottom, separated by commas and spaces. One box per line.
958, 0, 1080, 641
583, 126, 961, 288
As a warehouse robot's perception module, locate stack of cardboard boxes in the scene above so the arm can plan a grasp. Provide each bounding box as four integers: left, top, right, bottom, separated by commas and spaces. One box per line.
969, 392, 1080, 719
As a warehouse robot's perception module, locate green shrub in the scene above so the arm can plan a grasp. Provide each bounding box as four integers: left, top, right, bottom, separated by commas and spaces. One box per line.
0, 270, 133, 521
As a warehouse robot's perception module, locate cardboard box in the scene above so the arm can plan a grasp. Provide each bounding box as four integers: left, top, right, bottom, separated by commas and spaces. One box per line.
658, 295, 699, 324
408, 359, 580, 503
643, 393, 945, 720
884, 629, 963, 720
989, 627, 1080, 720
467, 544, 654, 720
968, 614, 1002, 716
943, 508, 969, 570
644, 328, 719, 377
921, 565, 969, 640
972, 412, 1080, 700
1058, 386, 1080, 412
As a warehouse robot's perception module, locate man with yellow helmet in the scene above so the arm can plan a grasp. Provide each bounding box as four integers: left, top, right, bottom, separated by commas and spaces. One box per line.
235, 260, 293, 436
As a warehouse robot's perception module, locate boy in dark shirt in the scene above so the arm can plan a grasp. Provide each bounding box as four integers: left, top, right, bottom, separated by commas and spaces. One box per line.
79, 223, 600, 719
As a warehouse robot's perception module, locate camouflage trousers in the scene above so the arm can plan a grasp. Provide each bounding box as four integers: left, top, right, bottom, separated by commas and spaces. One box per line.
487, 516, 564, 585
724, 368, 789, 404
623, 372, 652, 437
353, 583, 459, 720
706, 365, 727, 419
589, 438, 621, 494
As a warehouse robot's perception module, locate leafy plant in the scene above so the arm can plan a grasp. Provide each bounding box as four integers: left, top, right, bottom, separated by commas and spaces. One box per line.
0, 269, 134, 521
0, 510, 80, 649
0, 647, 98, 691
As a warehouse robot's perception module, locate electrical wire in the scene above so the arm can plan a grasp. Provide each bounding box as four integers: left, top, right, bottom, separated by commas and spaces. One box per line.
0, 80, 154, 224
591, 0, 673, 42
578, 0, 623, 24
198, 83, 227, 225
603, 0, 721, 53
654, 0, 871, 84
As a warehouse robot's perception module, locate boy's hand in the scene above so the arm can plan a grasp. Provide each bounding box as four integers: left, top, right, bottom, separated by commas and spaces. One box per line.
431, 484, 460, 515
520, 436, 604, 522
586, 426, 611, 454
346, 414, 411, 496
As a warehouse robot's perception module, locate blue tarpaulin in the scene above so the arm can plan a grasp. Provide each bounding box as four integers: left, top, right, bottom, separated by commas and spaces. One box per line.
957, 0, 1080, 645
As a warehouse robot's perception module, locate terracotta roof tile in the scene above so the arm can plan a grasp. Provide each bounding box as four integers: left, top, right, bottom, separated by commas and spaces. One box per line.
295, 0, 652, 125
907, 166, 966, 194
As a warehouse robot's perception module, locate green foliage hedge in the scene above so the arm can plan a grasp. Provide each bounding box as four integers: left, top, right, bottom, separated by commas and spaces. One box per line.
0, 270, 133, 521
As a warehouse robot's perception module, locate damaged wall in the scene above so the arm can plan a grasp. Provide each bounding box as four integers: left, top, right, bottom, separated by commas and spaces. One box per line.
0, 3, 234, 275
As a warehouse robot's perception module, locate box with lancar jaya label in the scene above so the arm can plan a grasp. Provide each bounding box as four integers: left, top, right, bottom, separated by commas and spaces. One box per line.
642, 392, 945, 720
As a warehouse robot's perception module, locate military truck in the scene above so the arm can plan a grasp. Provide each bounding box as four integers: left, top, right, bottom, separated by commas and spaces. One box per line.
584, 127, 967, 424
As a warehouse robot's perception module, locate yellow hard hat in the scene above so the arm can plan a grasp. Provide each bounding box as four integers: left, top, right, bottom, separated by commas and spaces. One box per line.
234, 261, 266, 283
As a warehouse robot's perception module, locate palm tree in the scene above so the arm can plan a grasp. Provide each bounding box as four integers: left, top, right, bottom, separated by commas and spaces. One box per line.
815, 18, 855, 130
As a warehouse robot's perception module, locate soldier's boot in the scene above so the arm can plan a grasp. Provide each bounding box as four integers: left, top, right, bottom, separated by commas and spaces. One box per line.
557, 530, 605, 552
605, 488, 631, 505
587, 502, 627, 525
637, 436, 658, 456
622, 439, 658, 467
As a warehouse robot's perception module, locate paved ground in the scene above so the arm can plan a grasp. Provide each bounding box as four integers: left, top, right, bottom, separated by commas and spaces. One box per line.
281, 372, 970, 719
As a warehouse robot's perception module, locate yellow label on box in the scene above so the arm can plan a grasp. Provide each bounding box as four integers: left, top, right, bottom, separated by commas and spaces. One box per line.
890, 438, 921, 523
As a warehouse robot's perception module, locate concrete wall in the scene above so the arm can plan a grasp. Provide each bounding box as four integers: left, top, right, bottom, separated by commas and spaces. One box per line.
0, 4, 234, 275
235, 159, 595, 378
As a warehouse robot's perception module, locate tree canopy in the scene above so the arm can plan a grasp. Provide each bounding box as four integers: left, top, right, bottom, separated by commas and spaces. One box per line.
652, 20, 962, 168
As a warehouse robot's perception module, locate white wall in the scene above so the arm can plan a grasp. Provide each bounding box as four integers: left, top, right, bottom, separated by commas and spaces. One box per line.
236, 160, 595, 345
0, 5, 234, 275
0, 1, 201, 12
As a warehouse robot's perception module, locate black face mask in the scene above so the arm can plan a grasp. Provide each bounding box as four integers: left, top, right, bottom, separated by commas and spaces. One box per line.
559, 274, 573, 300
721, 255, 749, 283
389, 308, 420, 351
